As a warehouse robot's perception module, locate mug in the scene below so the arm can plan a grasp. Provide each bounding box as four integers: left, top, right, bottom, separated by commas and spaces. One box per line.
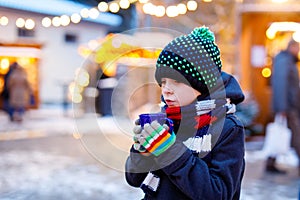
139, 112, 173, 132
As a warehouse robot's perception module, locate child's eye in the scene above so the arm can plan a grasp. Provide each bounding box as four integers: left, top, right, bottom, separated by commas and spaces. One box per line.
173, 80, 181, 84
161, 80, 166, 85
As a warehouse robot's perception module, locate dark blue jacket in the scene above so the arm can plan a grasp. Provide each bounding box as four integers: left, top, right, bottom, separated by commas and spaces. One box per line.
271, 50, 300, 113
125, 72, 245, 200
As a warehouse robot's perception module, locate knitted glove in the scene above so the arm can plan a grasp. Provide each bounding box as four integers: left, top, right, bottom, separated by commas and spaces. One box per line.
133, 123, 147, 153
137, 121, 176, 156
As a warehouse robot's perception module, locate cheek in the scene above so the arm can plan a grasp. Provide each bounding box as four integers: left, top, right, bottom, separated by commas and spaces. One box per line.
177, 90, 197, 105
181, 94, 194, 104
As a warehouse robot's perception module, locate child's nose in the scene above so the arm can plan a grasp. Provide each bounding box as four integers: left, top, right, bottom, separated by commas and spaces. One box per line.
162, 84, 174, 94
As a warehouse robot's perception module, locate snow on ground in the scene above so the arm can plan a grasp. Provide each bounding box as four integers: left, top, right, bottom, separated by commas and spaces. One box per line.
0, 151, 143, 200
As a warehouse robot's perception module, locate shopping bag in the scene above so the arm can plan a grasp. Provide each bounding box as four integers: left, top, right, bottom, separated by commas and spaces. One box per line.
262, 114, 292, 156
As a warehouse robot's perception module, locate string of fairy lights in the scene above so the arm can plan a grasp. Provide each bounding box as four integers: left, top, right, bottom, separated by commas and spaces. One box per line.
0, 0, 209, 29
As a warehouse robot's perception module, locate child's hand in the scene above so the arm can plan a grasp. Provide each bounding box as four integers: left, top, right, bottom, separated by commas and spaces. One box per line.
136, 121, 176, 156
132, 123, 147, 153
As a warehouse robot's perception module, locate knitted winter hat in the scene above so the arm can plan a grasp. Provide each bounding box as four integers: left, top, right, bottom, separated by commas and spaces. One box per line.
155, 26, 222, 94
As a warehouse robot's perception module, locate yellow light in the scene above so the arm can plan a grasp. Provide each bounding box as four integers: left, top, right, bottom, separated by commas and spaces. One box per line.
78, 46, 92, 58
60, 15, 70, 26
69, 81, 83, 95
119, 0, 130, 9
266, 22, 300, 40
155, 5, 165, 17
68, 81, 76, 94
262, 67, 272, 78
25, 19, 35, 29
69, 80, 84, 104
42, 17, 52, 27
109, 2, 120, 13
139, 0, 149, 3
0, 16, 8, 26
17, 57, 31, 66
98, 2, 109, 12
89, 8, 99, 19
103, 62, 117, 77
88, 39, 99, 50
77, 70, 90, 87
71, 13, 81, 24
293, 31, 300, 43
166, 6, 178, 18
203, 0, 212, 2
177, 3, 187, 15
52, 17, 61, 27
16, 18, 25, 28
72, 93, 82, 103
143, 3, 155, 15
0, 59, 10, 75
187, 0, 197, 11
266, 27, 276, 40
80, 8, 89, 18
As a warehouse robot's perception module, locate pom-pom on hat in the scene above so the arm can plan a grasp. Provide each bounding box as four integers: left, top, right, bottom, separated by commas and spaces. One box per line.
155, 26, 222, 94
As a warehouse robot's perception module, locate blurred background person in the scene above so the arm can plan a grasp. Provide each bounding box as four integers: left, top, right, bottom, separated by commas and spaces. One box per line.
268, 39, 300, 174
1, 62, 18, 121
7, 62, 33, 122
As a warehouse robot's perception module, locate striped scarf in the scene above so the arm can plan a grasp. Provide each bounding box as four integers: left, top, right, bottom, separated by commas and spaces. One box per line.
165, 99, 233, 154
140, 99, 236, 195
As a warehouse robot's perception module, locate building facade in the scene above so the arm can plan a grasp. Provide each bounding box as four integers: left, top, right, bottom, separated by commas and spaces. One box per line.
0, 1, 122, 106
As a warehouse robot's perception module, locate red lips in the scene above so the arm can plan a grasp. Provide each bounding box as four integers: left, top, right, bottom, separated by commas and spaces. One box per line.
165, 99, 176, 106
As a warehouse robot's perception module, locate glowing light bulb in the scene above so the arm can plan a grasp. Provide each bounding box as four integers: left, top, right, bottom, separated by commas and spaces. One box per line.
0, 16, 8, 26
98, 2, 108, 12
119, 0, 130, 9
109, 2, 120, 13
16, 18, 25, 28
187, 0, 197, 11
71, 13, 81, 24
25, 19, 35, 29
60, 15, 70, 26
42, 17, 51, 27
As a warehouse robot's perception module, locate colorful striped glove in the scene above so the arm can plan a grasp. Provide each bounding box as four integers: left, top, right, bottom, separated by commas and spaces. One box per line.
133, 123, 147, 153
135, 121, 176, 156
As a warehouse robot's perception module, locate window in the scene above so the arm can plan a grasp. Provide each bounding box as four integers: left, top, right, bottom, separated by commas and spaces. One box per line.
64, 33, 77, 43
17, 27, 35, 37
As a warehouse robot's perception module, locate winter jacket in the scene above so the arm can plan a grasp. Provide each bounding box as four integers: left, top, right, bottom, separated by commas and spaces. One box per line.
7, 67, 32, 108
125, 72, 245, 200
271, 50, 300, 113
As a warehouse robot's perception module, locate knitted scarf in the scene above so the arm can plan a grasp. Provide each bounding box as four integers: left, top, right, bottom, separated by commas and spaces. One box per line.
140, 98, 236, 196
164, 98, 235, 154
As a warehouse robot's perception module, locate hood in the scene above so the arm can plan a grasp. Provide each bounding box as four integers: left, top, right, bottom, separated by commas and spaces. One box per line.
221, 71, 244, 105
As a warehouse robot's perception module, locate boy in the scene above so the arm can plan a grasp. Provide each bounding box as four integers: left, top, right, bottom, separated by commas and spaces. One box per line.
125, 26, 245, 200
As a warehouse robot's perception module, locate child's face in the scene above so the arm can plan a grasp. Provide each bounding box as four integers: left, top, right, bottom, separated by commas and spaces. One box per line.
161, 78, 201, 107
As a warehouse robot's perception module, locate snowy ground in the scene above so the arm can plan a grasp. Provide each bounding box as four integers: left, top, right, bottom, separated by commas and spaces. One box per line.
0, 107, 299, 200
0, 140, 298, 200
0, 145, 144, 200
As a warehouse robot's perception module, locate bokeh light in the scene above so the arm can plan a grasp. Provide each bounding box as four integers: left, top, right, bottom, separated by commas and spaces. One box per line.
42, 17, 52, 27
0, 16, 8, 26
98, 2, 109, 12
262, 67, 272, 78
16, 18, 25, 28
